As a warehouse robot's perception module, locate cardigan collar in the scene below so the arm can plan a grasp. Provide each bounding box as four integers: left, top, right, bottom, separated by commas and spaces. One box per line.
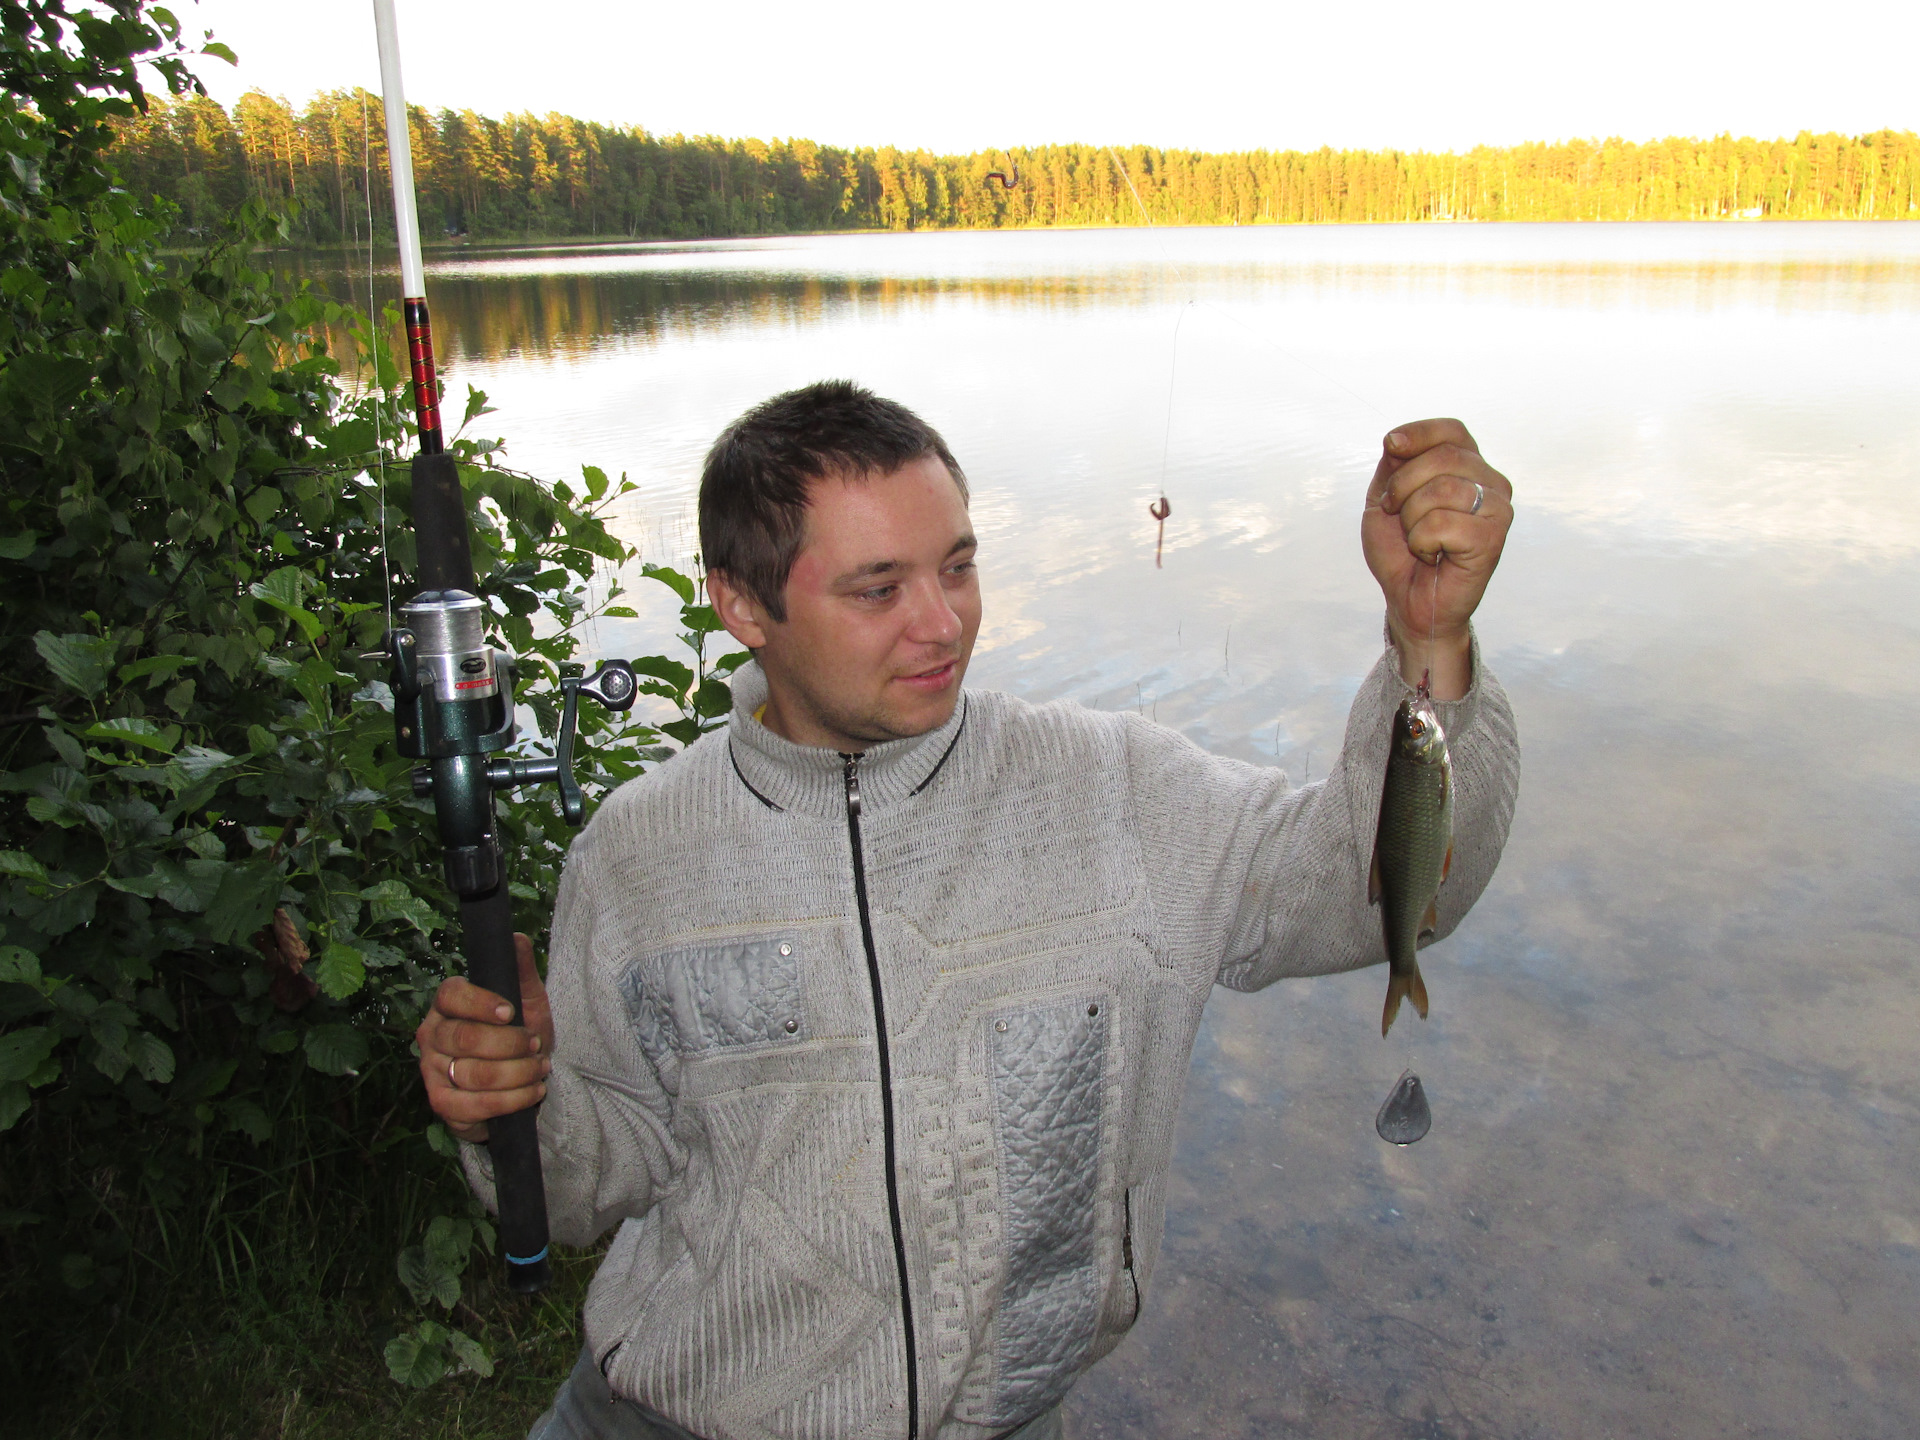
724, 659, 969, 820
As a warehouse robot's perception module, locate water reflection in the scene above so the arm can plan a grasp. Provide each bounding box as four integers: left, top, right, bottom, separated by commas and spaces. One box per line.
296, 223, 1920, 1436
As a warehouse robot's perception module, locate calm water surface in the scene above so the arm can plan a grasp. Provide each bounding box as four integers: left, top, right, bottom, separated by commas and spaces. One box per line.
326, 222, 1920, 1438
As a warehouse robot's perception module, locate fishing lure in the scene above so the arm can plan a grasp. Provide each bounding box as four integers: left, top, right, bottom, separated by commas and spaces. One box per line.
1149, 495, 1171, 567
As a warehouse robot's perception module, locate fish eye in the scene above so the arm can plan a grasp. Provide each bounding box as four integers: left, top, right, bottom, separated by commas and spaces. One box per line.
1408, 718, 1425, 737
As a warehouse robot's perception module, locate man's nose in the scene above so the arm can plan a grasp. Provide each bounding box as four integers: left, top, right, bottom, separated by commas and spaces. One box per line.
903, 577, 963, 646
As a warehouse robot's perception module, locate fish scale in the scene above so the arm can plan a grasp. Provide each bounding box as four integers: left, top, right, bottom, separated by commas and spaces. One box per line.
1372, 695, 1454, 1037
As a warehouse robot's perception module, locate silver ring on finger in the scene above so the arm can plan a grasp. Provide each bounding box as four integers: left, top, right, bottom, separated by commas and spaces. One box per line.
448, 1056, 460, 1089
1469, 480, 1485, 515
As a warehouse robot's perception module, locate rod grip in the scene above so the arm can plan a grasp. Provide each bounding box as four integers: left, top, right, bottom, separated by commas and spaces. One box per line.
460, 882, 552, 1293
412, 451, 475, 592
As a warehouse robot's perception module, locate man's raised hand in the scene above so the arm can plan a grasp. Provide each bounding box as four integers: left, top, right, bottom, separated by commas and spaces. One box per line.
416, 931, 555, 1143
1361, 418, 1514, 700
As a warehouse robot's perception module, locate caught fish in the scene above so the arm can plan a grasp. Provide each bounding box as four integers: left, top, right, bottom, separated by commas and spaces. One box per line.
1370, 689, 1453, 1036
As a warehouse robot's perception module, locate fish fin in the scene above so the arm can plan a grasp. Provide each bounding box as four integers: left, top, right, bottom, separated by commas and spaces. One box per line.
1419, 897, 1439, 938
1382, 973, 1408, 1037
1410, 959, 1430, 1020
1441, 841, 1453, 883
1368, 850, 1382, 905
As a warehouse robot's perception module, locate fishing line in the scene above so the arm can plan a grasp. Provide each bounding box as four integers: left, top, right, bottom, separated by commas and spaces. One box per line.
1100, 145, 1391, 426
1157, 301, 1190, 496
363, 87, 393, 631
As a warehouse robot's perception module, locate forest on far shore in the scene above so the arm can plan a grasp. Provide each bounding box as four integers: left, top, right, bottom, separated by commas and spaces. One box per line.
111, 90, 1920, 243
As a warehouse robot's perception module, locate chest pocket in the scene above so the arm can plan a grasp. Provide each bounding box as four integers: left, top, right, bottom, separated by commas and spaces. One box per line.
620, 936, 807, 1070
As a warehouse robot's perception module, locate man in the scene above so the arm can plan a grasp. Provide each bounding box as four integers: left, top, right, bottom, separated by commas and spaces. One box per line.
419, 381, 1519, 1440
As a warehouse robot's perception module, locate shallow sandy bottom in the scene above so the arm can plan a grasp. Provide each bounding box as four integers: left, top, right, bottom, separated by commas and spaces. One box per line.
1065, 646, 1920, 1438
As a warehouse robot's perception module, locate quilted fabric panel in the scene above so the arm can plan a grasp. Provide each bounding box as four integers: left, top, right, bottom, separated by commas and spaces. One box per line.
986, 997, 1108, 1423
620, 937, 806, 1063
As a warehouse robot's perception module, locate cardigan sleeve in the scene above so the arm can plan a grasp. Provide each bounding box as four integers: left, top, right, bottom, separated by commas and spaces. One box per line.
1123, 632, 1520, 991
461, 809, 686, 1246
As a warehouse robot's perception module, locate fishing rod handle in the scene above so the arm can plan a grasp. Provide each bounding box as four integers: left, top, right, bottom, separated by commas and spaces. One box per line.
412, 452, 472, 589
461, 881, 553, 1294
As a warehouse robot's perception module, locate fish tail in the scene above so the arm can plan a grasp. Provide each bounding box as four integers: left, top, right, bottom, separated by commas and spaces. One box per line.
1382, 973, 1408, 1037
1381, 962, 1431, 1037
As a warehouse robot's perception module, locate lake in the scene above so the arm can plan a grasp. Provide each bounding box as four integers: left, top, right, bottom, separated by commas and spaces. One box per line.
320, 221, 1920, 1438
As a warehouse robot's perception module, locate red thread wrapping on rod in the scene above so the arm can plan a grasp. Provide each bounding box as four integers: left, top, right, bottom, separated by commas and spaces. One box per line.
403, 296, 443, 453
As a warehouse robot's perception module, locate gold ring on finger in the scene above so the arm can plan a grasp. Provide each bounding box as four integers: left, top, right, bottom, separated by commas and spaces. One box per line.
1469, 481, 1485, 515
448, 1056, 460, 1089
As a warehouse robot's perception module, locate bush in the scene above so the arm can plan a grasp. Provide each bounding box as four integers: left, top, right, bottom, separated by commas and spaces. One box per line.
0, 2, 739, 1426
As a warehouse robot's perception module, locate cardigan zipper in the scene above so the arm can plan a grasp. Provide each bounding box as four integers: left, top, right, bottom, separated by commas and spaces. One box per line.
844, 752, 920, 1440
1122, 1187, 1142, 1326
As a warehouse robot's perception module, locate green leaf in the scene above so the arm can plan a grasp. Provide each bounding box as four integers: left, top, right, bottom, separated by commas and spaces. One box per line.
602, 605, 637, 618
118, 654, 197, 686
310, 944, 366, 1000
249, 566, 324, 641
83, 717, 183, 754
45, 727, 87, 771
682, 604, 722, 633
447, 1329, 494, 1378
693, 679, 733, 718
630, 655, 694, 693
424, 1215, 472, 1272
169, 745, 237, 781
660, 718, 705, 747
0, 1028, 57, 1087
243, 486, 282, 525
0, 1084, 29, 1132
361, 879, 439, 934
0, 533, 37, 560
303, 1023, 369, 1076
127, 1030, 175, 1084
461, 386, 495, 427
0, 947, 43, 987
384, 1322, 449, 1388
201, 40, 239, 65
9, 353, 93, 412
396, 1244, 461, 1309
425, 1122, 460, 1158
0, 852, 49, 883
246, 724, 276, 755
34, 632, 114, 698
221, 1098, 272, 1143
144, 857, 226, 913
642, 563, 695, 605
204, 860, 284, 945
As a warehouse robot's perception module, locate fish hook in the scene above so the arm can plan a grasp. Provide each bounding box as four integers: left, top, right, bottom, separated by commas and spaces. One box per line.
1149, 495, 1171, 568
985, 154, 1020, 190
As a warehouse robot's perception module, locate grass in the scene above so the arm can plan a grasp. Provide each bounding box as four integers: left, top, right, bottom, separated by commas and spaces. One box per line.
3, 1060, 604, 1439
20, 1246, 601, 1440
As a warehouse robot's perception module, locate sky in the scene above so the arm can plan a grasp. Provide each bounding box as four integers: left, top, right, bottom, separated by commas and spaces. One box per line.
176, 0, 1917, 156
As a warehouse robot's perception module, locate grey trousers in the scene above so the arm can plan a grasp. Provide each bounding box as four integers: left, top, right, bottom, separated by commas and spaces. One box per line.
528, 1347, 1065, 1440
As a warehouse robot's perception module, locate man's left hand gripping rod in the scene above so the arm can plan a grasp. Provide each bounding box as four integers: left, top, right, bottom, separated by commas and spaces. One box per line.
376, 451, 637, 1294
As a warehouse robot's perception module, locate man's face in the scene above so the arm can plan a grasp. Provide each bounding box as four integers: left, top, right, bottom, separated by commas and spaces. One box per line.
713, 454, 981, 752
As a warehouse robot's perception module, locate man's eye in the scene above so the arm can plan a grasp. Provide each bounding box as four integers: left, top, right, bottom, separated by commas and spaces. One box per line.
947, 560, 977, 577
857, 585, 897, 603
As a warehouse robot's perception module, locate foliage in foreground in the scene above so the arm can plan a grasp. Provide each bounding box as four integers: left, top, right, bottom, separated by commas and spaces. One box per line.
0, 1, 738, 1428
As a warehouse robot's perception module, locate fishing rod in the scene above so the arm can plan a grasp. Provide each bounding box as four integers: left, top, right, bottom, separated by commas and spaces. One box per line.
370, 0, 637, 1294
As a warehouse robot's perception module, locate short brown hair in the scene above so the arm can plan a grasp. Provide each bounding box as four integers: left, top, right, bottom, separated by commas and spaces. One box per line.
698, 381, 968, 623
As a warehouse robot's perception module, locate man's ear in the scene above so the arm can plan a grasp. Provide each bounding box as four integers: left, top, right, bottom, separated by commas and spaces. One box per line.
706, 569, 771, 650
